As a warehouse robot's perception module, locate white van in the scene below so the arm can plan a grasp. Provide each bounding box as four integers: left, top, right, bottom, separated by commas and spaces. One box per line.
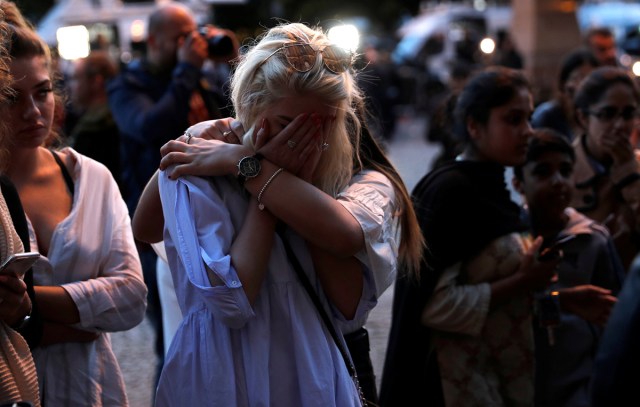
37, 0, 210, 62
393, 5, 510, 84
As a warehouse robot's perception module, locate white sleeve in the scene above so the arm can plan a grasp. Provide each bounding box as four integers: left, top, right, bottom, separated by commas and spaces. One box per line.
421, 261, 491, 336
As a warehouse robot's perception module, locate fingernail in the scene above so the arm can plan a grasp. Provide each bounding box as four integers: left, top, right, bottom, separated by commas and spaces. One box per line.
261, 118, 266, 129
311, 114, 321, 127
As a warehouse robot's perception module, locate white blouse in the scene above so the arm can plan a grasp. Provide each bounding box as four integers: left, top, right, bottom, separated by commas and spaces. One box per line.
29, 148, 147, 407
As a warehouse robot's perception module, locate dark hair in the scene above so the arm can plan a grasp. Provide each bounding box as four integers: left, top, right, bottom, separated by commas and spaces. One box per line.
513, 127, 575, 180
352, 98, 425, 278
454, 66, 530, 141
573, 66, 640, 114
558, 48, 599, 90
585, 27, 615, 44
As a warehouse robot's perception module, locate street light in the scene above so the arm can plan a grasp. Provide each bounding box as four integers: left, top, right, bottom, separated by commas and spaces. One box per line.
328, 24, 360, 53
56, 25, 90, 60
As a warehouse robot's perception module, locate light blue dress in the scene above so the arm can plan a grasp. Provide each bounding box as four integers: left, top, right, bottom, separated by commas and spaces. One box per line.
155, 170, 392, 406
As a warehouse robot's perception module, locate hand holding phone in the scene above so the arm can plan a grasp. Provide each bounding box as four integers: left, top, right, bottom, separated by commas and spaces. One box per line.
0, 252, 40, 279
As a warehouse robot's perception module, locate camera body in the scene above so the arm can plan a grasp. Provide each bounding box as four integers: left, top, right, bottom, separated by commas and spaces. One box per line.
198, 27, 234, 58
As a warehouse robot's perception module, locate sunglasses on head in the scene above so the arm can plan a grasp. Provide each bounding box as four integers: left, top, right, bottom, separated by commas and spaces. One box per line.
589, 105, 639, 122
261, 42, 353, 74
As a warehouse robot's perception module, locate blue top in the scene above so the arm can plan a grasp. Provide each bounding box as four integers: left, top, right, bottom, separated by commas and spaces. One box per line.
107, 60, 228, 213
533, 208, 624, 407
155, 170, 388, 406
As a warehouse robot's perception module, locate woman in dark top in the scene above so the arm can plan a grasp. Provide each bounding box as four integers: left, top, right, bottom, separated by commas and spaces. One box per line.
380, 67, 558, 406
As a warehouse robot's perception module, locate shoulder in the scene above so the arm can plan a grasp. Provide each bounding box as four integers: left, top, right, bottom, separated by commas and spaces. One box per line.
60, 147, 115, 183
343, 170, 394, 197
107, 61, 149, 90
564, 207, 611, 241
337, 170, 396, 217
412, 162, 473, 202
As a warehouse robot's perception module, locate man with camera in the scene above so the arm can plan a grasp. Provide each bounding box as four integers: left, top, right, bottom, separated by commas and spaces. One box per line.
107, 1, 237, 383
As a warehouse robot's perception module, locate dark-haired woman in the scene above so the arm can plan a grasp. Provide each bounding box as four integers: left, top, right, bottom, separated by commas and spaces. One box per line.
572, 66, 640, 272
380, 67, 558, 406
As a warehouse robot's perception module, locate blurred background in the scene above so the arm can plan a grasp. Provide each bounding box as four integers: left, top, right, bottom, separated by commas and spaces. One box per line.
12, 1, 640, 405
15, 0, 640, 126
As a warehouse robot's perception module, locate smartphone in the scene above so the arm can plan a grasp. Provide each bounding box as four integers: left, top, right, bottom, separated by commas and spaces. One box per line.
0, 252, 40, 279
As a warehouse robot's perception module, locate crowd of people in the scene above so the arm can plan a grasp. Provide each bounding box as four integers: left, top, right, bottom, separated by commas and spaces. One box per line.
0, 1, 639, 406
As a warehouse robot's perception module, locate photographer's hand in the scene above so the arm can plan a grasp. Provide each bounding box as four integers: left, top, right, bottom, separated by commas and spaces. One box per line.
178, 31, 208, 69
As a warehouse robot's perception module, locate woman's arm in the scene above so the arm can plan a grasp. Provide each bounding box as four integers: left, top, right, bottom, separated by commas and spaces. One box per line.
422, 236, 558, 335
229, 200, 277, 304
132, 170, 164, 244
160, 116, 365, 257
0, 274, 31, 327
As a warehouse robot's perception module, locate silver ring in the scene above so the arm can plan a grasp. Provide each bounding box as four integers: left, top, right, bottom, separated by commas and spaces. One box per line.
222, 130, 233, 139
185, 131, 193, 144
287, 139, 297, 149
321, 142, 329, 151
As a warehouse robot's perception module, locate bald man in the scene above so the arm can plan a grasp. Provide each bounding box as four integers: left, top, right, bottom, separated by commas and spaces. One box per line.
107, 2, 235, 378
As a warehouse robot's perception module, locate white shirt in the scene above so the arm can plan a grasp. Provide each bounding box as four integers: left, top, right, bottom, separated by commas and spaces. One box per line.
156, 169, 397, 406
30, 148, 147, 407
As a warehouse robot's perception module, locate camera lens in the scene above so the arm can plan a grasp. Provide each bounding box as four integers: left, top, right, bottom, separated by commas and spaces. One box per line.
198, 28, 234, 57
207, 34, 234, 57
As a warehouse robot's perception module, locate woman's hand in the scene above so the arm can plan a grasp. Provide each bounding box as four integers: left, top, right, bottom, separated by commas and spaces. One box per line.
159, 137, 251, 179
185, 118, 243, 144
558, 285, 617, 327
0, 274, 30, 327
602, 132, 635, 166
256, 113, 324, 178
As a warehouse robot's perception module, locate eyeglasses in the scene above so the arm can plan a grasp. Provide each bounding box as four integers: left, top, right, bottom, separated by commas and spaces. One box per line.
260, 42, 353, 74
588, 106, 639, 122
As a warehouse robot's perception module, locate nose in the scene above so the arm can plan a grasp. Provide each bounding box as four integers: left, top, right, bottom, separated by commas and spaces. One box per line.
22, 96, 40, 120
550, 171, 564, 185
523, 120, 534, 139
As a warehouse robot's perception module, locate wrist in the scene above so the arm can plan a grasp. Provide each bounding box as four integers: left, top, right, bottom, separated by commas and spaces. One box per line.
227, 145, 253, 177
10, 294, 32, 330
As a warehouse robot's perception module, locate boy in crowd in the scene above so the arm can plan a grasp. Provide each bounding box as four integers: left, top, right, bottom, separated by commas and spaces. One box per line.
512, 128, 624, 407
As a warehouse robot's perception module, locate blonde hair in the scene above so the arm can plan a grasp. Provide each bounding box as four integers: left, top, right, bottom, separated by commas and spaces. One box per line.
231, 22, 424, 277
231, 23, 357, 197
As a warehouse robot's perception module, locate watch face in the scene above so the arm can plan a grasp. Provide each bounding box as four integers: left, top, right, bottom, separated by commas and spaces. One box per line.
239, 156, 261, 178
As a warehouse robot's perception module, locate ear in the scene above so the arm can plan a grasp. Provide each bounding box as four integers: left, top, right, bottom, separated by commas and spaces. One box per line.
576, 109, 588, 130
147, 33, 157, 50
466, 117, 482, 141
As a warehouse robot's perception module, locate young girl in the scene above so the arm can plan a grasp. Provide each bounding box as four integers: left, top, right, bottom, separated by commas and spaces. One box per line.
1, 3, 147, 405
572, 66, 640, 272
380, 67, 558, 407
152, 22, 422, 405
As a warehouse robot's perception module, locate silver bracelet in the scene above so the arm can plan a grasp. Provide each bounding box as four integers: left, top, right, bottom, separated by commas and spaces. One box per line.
257, 168, 284, 210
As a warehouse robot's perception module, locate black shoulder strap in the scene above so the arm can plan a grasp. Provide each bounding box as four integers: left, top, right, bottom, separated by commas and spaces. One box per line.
0, 176, 43, 348
0, 176, 29, 250
50, 150, 75, 198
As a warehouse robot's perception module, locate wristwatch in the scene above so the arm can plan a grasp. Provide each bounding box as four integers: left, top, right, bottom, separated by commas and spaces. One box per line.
237, 153, 263, 185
